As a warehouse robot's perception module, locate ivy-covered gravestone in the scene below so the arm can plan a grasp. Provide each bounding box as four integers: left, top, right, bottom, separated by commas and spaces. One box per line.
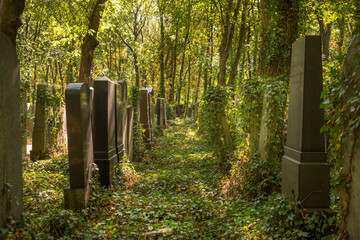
0, 32, 23, 227
282, 35, 330, 209
30, 83, 52, 161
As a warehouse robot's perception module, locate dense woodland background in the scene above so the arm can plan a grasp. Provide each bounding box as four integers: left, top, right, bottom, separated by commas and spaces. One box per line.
2, 0, 360, 238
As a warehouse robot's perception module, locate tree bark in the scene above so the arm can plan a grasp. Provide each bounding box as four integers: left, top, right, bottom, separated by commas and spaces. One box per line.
159, 15, 165, 98
0, 0, 25, 46
319, 19, 332, 61
218, 0, 242, 86
169, 27, 178, 102
78, 0, 107, 86
228, 0, 249, 87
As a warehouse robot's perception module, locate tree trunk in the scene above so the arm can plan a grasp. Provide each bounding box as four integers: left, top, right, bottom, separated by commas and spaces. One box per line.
0, 0, 25, 46
159, 15, 165, 98
169, 27, 178, 103
184, 56, 191, 118
338, 17, 345, 56
257, 0, 270, 76
228, 0, 249, 87
218, 0, 242, 86
78, 0, 107, 86
319, 19, 332, 61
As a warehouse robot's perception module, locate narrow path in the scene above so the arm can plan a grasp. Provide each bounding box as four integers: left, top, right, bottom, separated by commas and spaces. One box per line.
104, 121, 229, 239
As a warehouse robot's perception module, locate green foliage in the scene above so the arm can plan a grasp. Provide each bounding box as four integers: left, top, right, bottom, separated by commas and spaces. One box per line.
129, 85, 147, 161
261, 75, 289, 161
198, 86, 237, 163
166, 102, 177, 121
237, 76, 264, 150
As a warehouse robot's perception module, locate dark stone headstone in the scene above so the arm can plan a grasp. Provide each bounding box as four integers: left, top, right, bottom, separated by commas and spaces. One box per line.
161, 98, 167, 129
282, 35, 330, 208
0, 33, 23, 227
140, 89, 153, 145
156, 98, 167, 129
64, 83, 94, 210
93, 77, 117, 186
126, 104, 134, 160
30, 83, 52, 160
115, 82, 124, 162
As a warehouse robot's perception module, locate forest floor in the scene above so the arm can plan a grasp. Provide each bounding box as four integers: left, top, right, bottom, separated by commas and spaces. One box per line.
3, 119, 338, 239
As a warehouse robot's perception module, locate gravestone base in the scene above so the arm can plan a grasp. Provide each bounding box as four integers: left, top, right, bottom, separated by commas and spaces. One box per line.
64, 187, 88, 211
282, 149, 330, 208
94, 153, 117, 186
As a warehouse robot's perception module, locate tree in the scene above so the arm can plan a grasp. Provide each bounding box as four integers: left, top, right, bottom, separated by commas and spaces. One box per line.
78, 0, 108, 85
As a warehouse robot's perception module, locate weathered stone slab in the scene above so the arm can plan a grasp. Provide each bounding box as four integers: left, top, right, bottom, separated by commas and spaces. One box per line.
30, 83, 52, 160
156, 98, 167, 130
282, 35, 330, 208
115, 82, 124, 162
126, 104, 134, 160
64, 83, 94, 210
140, 89, 153, 145
93, 77, 117, 186
0, 32, 23, 227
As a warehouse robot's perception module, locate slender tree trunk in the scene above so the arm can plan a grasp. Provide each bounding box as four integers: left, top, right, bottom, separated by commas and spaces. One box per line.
338, 17, 345, 56
228, 0, 249, 87
319, 18, 332, 61
169, 27, 178, 102
185, 56, 191, 118
218, 0, 242, 86
257, 0, 270, 76
78, 0, 107, 86
159, 15, 165, 98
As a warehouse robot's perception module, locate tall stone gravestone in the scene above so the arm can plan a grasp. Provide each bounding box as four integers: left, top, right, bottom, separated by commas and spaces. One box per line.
140, 89, 153, 145
282, 35, 330, 208
115, 82, 125, 162
64, 83, 94, 210
0, 33, 23, 227
156, 98, 167, 129
126, 104, 134, 160
30, 83, 52, 160
161, 98, 167, 129
93, 77, 117, 186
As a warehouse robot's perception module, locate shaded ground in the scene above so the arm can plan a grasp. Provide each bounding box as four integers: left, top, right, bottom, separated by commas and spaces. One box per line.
3, 120, 338, 239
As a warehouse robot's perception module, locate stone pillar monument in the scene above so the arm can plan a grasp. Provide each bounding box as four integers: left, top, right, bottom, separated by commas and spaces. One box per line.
140, 89, 153, 145
93, 77, 117, 186
282, 35, 330, 208
30, 83, 52, 161
64, 83, 95, 210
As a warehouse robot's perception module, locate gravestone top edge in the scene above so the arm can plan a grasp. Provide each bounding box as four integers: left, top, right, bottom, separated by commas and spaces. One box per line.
95, 76, 112, 82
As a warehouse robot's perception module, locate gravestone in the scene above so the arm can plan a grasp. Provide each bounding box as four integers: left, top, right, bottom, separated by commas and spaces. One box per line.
126, 104, 134, 160
282, 35, 330, 208
30, 83, 52, 160
115, 82, 125, 162
161, 98, 167, 129
0, 33, 23, 227
140, 89, 153, 145
156, 98, 167, 129
93, 77, 117, 186
64, 83, 95, 210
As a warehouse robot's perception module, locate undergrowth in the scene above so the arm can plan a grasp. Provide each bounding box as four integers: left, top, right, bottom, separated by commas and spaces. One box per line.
1, 120, 339, 239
